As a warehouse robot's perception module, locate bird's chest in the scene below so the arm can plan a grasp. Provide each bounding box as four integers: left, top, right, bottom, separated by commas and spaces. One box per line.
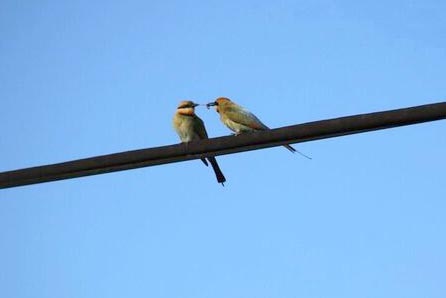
176, 117, 200, 141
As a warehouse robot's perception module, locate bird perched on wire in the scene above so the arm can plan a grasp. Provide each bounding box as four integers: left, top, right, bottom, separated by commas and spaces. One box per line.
173, 100, 226, 184
206, 97, 311, 159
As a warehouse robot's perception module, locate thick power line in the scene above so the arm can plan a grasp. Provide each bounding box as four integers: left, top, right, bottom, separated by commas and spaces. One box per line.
1, 102, 445, 189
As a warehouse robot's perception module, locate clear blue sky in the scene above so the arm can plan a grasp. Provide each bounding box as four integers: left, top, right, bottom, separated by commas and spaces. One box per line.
1, 1, 445, 297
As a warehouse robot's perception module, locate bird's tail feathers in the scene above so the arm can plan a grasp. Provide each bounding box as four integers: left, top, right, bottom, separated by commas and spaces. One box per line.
284, 144, 312, 160
207, 156, 226, 185
200, 158, 209, 166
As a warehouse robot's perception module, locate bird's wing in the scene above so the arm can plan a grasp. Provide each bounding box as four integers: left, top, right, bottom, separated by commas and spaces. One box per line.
225, 106, 269, 130
193, 115, 209, 139
193, 116, 210, 166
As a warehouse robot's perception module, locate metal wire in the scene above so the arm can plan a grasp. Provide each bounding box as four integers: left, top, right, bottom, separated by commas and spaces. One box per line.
1, 102, 445, 189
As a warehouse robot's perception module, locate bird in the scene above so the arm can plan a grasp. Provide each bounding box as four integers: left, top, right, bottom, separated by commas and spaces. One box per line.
206, 97, 311, 159
173, 100, 226, 184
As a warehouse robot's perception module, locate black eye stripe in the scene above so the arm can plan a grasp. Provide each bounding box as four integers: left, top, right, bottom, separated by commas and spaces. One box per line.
178, 103, 194, 109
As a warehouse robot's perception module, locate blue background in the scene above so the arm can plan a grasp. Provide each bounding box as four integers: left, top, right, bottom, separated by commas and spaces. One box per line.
1, 1, 445, 297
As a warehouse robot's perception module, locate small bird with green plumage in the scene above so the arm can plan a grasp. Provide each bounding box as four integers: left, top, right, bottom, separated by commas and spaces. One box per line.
207, 97, 311, 159
173, 100, 226, 184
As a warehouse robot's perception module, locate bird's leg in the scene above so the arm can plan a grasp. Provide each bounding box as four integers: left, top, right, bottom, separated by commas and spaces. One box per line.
233, 130, 243, 136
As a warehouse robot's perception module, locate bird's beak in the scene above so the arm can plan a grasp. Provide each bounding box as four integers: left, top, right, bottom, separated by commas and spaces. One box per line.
206, 102, 217, 109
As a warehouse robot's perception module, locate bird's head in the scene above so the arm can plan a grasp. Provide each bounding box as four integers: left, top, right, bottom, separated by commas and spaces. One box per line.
176, 100, 200, 115
177, 100, 199, 109
206, 97, 232, 111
